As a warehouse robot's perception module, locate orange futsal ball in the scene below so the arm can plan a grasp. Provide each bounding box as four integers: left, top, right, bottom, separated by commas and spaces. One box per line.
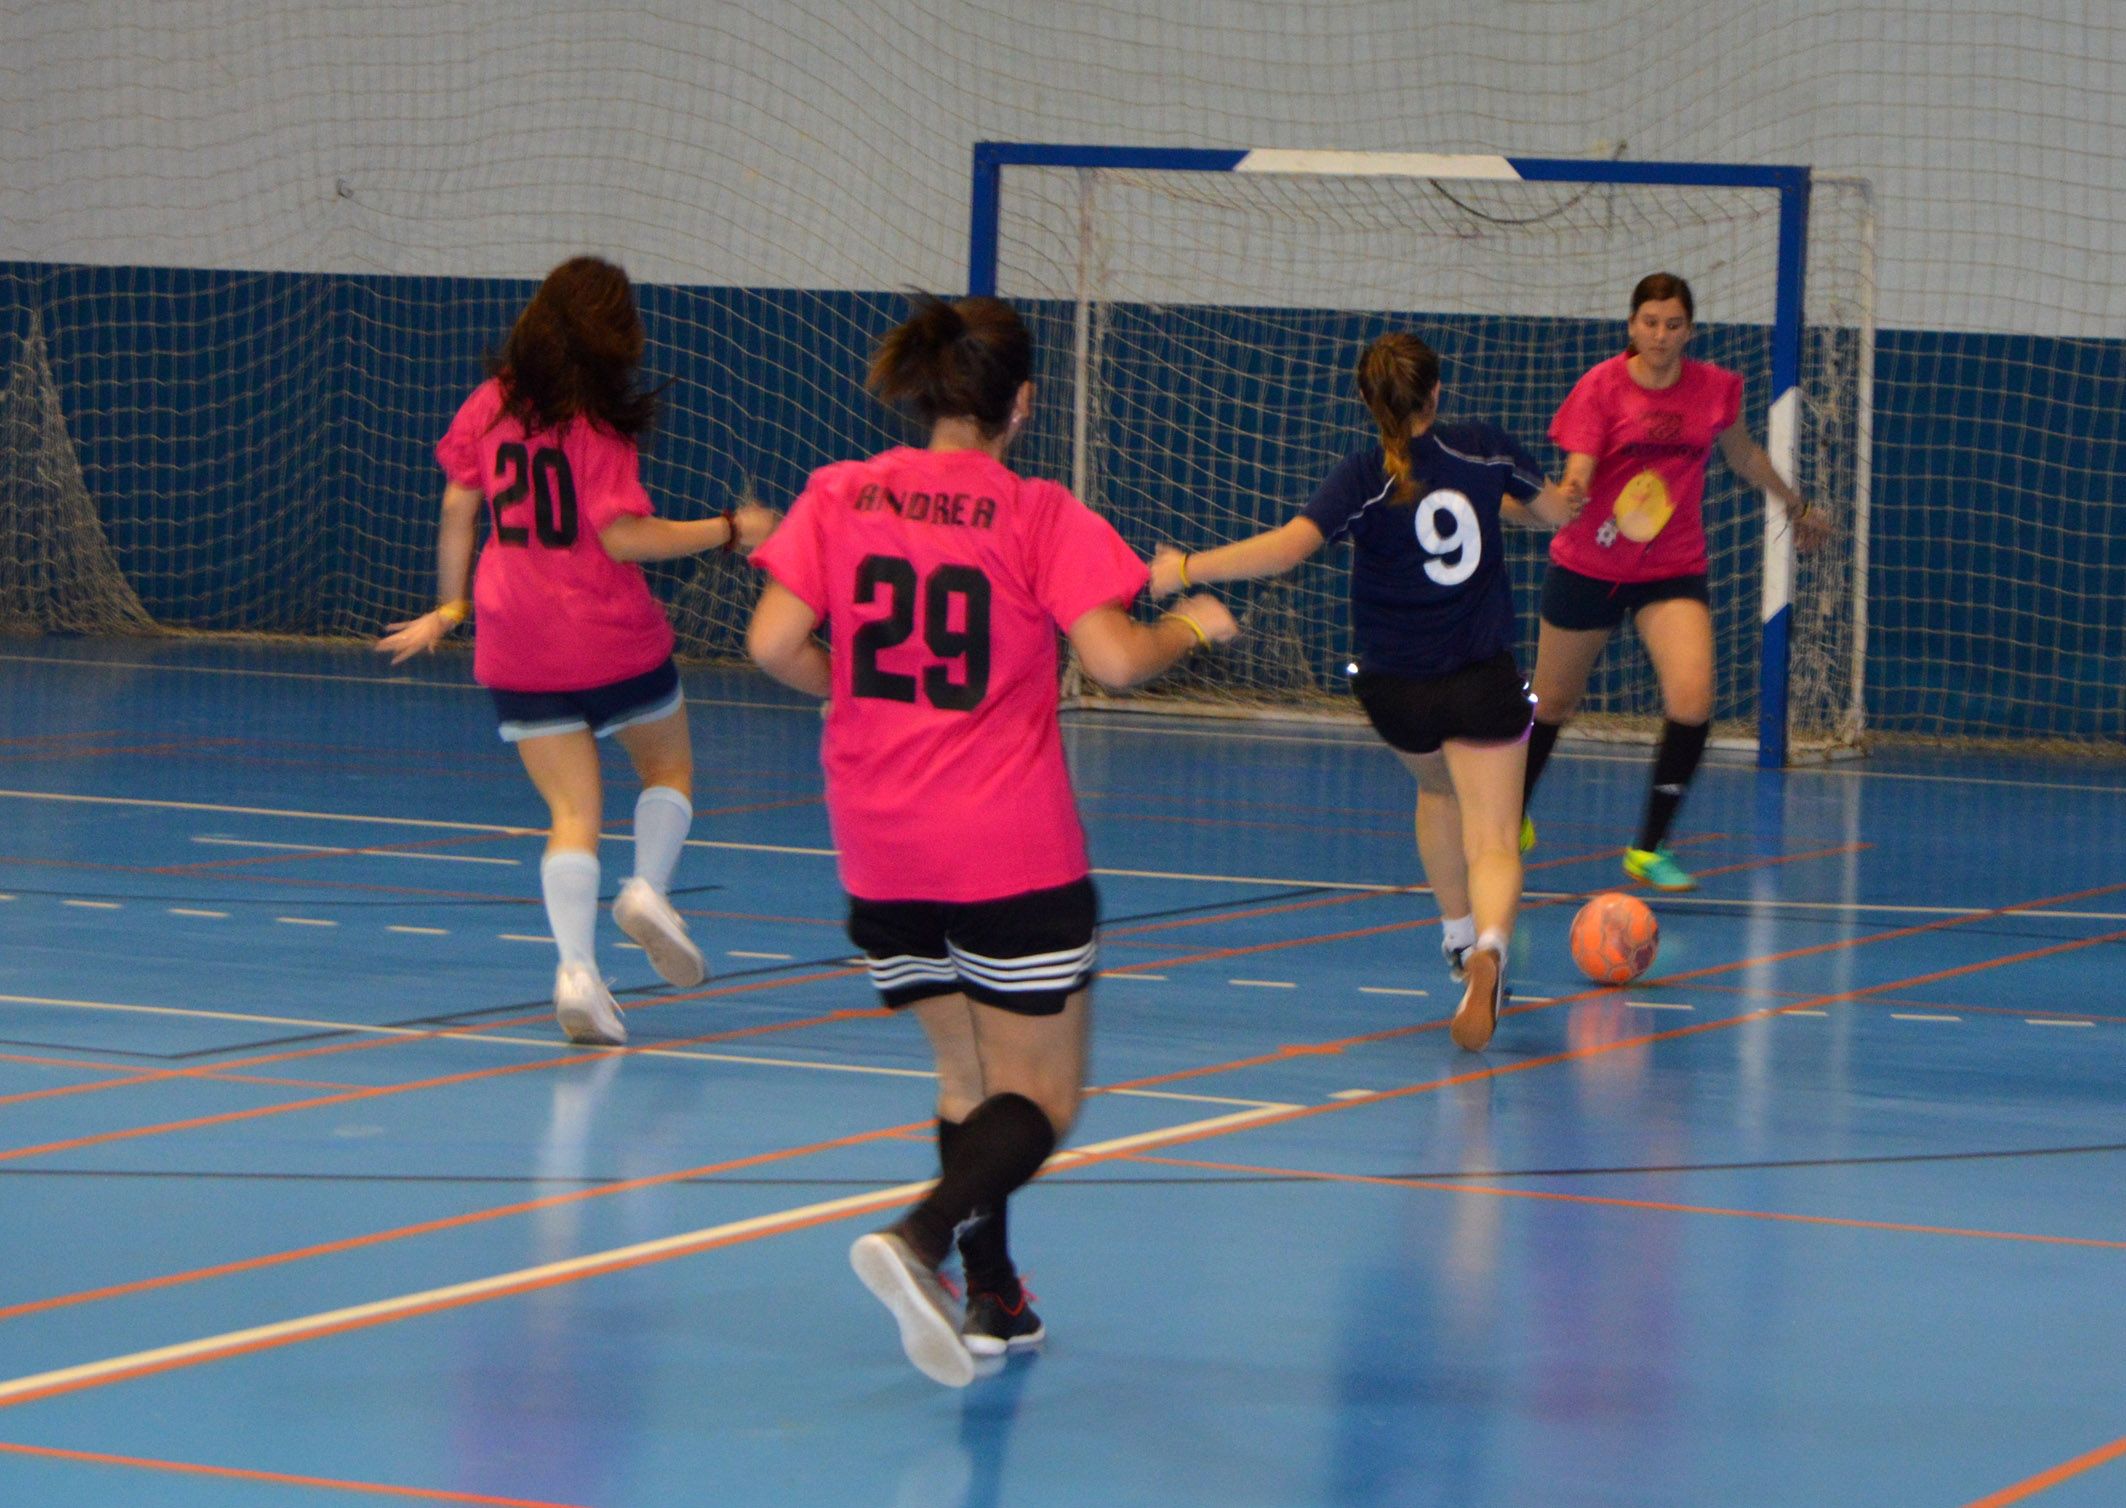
1569, 892, 1660, 984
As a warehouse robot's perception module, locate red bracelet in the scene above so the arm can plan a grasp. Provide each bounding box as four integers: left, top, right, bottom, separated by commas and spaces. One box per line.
721, 506, 738, 553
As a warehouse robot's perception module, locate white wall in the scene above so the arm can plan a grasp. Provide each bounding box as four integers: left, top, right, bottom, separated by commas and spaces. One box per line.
4, 0, 2121, 334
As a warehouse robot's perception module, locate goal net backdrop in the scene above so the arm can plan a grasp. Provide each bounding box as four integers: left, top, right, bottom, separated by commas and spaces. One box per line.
985, 150, 1874, 760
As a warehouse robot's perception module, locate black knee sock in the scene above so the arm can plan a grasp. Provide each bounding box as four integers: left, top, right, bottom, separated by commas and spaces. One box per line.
901, 1093, 1056, 1268
938, 1116, 1020, 1301
1636, 719, 1710, 852
1523, 719, 1564, 807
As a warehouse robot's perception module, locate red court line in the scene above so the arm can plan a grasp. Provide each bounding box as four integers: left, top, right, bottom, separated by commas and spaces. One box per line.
1125, 1153, 2126, 1250
0, 894, 2112, 1404
1965, 1435, 2126, 1506
0, 1439, 588, 1507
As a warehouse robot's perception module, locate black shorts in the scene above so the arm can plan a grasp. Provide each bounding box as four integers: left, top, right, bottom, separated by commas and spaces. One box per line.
1352, 650, 1535, 756
1540, 562, 1710, 632
846, 877, 1098, 1016
490, 658, 683, 744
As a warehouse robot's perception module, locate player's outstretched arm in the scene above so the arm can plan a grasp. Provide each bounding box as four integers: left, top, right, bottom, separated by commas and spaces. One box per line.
376, 483, 482, 665
746, 580, 832, 697
1506, 473, 1586, 530
1717, 421, 1829, 552
602, 502, 781, 563
1147, 518, 1325, 599
1067, 595, 1238, 691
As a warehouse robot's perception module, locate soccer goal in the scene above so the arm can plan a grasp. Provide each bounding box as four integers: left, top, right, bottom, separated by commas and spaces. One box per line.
972, 144, 1876, 768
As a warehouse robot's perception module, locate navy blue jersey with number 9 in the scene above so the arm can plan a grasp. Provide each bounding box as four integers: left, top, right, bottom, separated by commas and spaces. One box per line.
1301, 422, 1544, 679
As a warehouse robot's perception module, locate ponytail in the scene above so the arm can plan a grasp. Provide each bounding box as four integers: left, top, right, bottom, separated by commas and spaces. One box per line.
868, 295, 1032, 435
1356, 333, 1441, 505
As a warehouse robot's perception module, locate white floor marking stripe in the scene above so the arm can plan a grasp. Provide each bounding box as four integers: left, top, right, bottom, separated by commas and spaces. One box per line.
1098, 972, 1168, 982
729, 951, 793, 960
0, 1105, 1289, 1406
1783, 1010, 1831, 1017
498, 934, 552, 944
1890, 1013, 1961, 1022
1229, 979, 1297, 989
274, 917, 336, 928
387, 926, 449, 936
190, 836, 519, 866
2027, 1019, 2096, 1028
168, 908, 228, 919
1627, 1000, 1694, 1011
61, 900, 121, 910
1358, 986, 1428, 997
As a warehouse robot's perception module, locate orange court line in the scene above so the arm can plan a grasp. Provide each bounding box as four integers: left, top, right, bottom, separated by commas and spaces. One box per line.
0, 1439, 589, 1507
0, 972, 871, 1160
1124, 1153, 2126, 1251
1964, 1435, 2126, 1506
0, 891, 2112, 1403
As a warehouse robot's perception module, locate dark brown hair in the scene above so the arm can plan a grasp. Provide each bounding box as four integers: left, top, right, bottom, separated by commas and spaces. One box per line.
490, 256, 655, 441
868, 295, 1032, 435
1630, 271, 1695, 320
1356, 333, 1442, 505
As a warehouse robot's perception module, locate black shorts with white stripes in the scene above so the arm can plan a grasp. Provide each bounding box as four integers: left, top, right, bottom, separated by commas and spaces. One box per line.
845, 877, 1098, 1017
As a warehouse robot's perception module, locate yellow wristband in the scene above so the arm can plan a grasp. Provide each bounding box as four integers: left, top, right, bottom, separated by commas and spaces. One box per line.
435, 599, 471, 626
1178, 553, 1194, 589
1164, 610, 1210, 649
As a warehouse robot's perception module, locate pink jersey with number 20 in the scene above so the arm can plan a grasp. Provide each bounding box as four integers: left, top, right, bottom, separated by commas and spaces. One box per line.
751, 446, 1148, 903
437, 379, 674, 692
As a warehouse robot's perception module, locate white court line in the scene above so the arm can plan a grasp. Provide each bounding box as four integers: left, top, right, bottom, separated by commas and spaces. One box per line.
1229, 979, 1296, 989
1358, 986, 1428, 997
498, 933, 553, 944
61, 900, 120, 910
728, 950, 793, 960
190, 836, 519, 867
168, 908, 228, 919
0, 1103, 1292, 1408
2027, 1019, 2096, 1028
1890, 1013, 1961, 1023
274, 917, 336, 928
1098, 972, 1168, 982
1627, 1000, 1694, 1012
1783, 1010, 1831, 1018
387, 925, 449, 936
1327, 1089, 1378, 1101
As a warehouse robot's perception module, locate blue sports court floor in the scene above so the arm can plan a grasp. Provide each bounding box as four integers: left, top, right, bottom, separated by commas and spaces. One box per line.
0, 637, 2121, 1507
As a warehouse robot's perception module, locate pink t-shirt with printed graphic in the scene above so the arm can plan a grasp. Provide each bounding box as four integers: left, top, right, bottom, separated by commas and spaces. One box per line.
1547, 353, 1744, 582
752, 446, 1148, 903
436, 379, 675, 692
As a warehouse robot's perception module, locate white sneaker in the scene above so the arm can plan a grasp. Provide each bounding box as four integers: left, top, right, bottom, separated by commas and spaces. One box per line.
554, 962, 626, 1046
613, 876, 707, 989
1450, 944, 1506, 1053
850, 1229, 976, 1388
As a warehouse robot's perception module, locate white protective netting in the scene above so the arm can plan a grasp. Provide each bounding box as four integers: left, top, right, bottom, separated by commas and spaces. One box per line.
994, 163, 1874, 752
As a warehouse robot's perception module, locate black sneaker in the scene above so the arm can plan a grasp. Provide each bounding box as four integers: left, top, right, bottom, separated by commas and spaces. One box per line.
962, 1288, 1045, 1358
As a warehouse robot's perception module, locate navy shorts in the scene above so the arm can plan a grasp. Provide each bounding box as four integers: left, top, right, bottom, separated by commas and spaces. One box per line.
1352, 651, 1535, 756
1540, 562, 1710, 632
491, 658, 683, 743
846, 877, 1099, 1016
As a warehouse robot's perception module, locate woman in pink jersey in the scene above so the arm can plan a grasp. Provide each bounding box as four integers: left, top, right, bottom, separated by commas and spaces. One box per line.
378, 257, 777, 1045
747, 295, 1237, 1387
1521, 273, 1829, 892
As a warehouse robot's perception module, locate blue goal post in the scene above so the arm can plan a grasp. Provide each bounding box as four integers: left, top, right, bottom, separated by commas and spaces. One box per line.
969, 143, 1820, 769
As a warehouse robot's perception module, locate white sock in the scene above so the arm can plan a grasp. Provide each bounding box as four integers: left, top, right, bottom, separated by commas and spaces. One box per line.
540, 850, 601, 969
632, 785, 693, 894
1442, 914, 1477, 952
1476, 928, 1509, 960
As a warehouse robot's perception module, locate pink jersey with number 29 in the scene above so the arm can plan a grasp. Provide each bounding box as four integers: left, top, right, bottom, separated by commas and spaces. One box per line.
437, 379, 674, 692
751, 446, 1148, 903
1548, 353, 1743, 582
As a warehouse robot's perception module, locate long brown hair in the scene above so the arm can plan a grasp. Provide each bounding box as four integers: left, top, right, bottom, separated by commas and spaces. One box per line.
1356, 333, 1441, 505
868, 295, 1031, 435
490, 256, 655, 440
